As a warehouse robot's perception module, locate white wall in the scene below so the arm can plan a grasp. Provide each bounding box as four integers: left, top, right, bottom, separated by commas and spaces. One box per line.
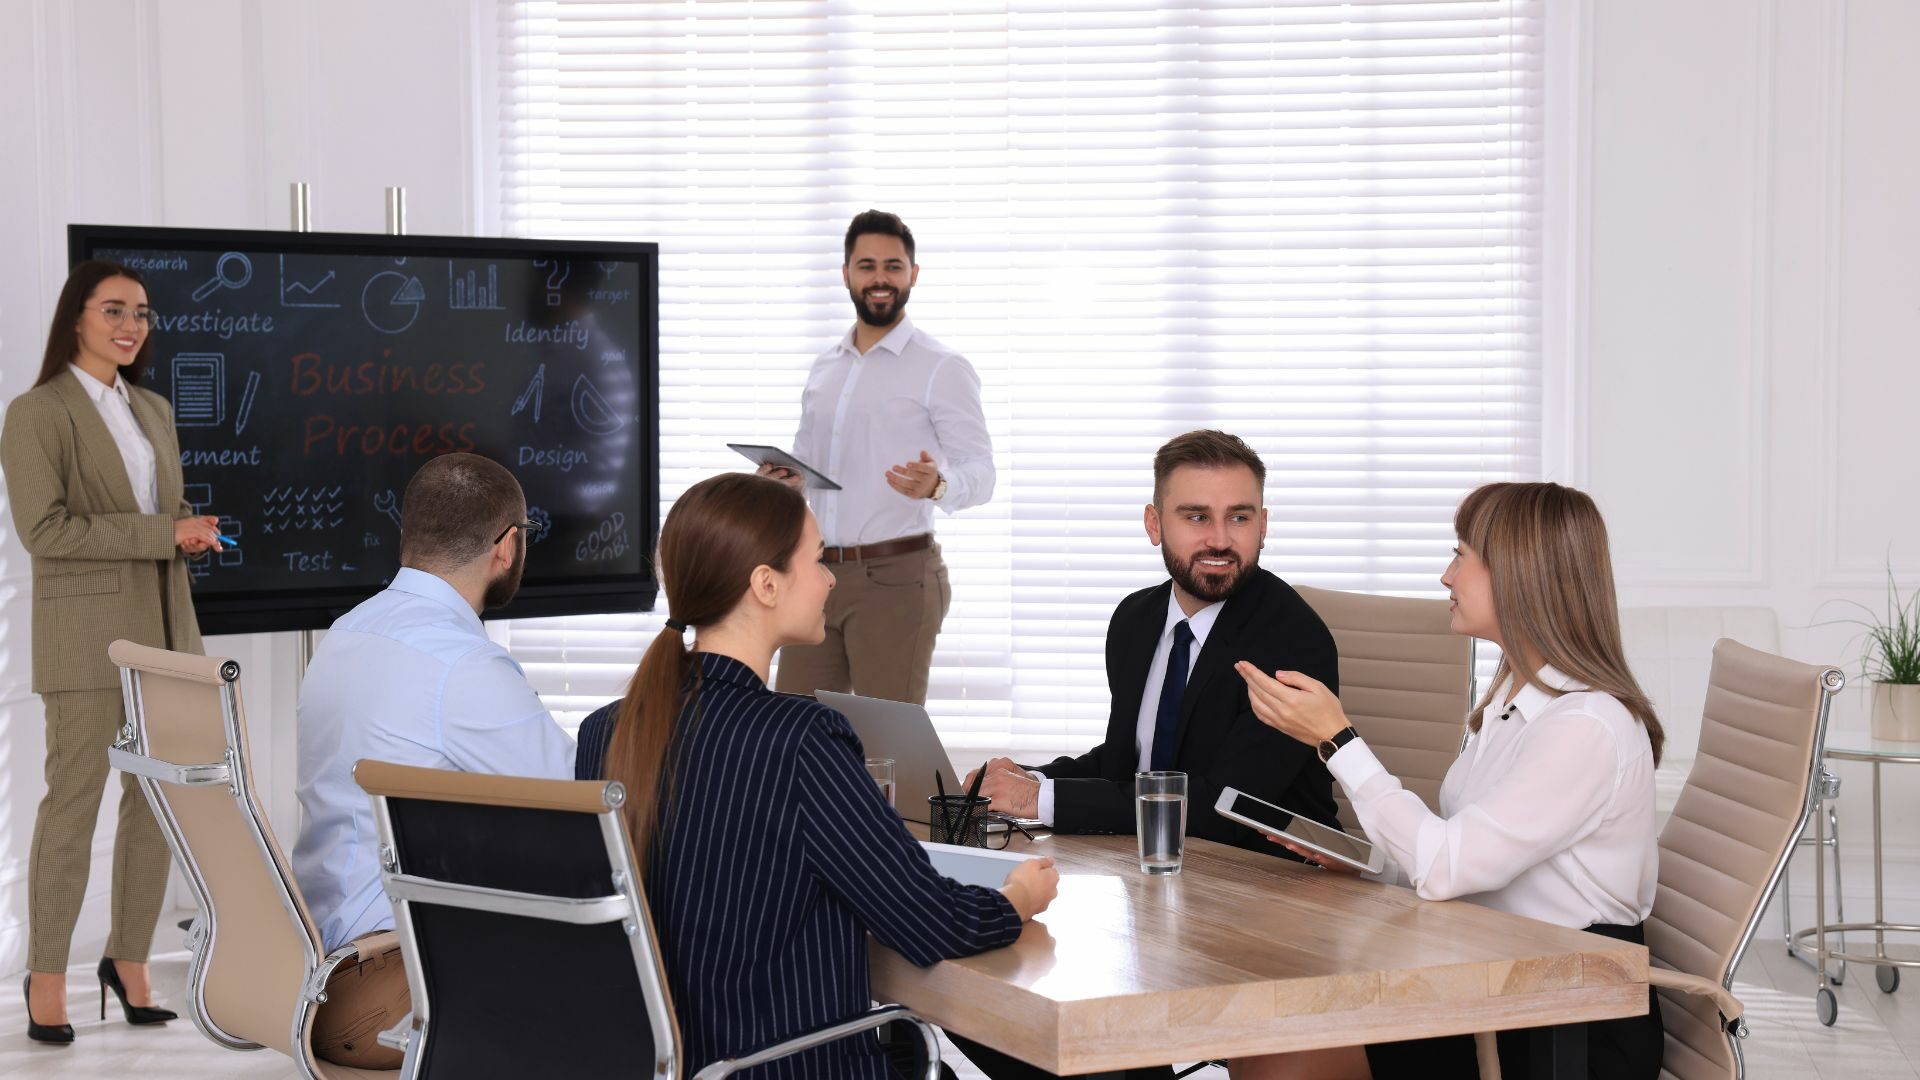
0, 0, 484, 974
3, 0, 1916, 974
1573, 0, 1919, 854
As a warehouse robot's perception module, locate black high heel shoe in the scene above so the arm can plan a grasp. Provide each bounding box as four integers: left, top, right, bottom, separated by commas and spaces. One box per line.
96, 958, 177, 1025
23, 973, 75, 1045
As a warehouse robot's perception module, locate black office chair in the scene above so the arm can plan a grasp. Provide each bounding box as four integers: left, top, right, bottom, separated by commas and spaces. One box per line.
353, 759, 941, 1079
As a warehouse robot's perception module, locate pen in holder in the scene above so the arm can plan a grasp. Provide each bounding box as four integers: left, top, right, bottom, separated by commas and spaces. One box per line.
927, 794, 993, 848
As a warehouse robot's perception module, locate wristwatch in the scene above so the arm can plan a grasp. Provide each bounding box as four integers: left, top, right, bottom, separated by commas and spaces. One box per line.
930, 475, 948, 502
1317, 726, 1359, 763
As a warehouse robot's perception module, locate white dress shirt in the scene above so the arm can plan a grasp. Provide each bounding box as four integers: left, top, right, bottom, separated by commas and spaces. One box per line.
792, 316, 994, 546
1034, 591, 1224, 825
69, 365, 157, 514
1326, 665, 1659, 929
292, 568, 577, 949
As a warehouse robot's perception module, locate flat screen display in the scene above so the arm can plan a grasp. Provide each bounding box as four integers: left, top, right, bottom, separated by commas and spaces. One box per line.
70, 225, 660, 634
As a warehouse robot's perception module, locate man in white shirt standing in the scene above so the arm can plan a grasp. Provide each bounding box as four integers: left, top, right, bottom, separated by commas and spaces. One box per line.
763, 210, 994, 706
292, 451, 575, 1068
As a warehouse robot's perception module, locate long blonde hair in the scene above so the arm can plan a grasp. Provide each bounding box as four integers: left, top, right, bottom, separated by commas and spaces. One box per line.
1457, 482, 1664, 765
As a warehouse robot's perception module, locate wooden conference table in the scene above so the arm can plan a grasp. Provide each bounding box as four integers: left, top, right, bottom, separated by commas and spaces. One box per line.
871, 832, 1650, 1077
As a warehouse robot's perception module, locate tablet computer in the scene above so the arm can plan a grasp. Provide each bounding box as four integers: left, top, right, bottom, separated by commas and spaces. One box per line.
1214, 786, 1386, 874
727, 443, 842, 491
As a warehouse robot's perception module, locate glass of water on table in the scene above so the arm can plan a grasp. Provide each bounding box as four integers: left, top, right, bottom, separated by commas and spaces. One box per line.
865, 758, 896, 808
1135, 770, 1187, 874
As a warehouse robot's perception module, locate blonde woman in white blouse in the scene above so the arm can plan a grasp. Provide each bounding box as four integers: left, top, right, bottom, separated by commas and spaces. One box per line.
1, 261, 223, 1044
1230, 482, 1665, 1080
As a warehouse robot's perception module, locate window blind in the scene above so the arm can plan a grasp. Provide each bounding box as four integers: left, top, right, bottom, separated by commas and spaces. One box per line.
496, 0, 1542, 766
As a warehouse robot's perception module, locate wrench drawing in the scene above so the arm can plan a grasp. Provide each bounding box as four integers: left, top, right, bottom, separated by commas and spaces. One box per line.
374, 489, 403, 530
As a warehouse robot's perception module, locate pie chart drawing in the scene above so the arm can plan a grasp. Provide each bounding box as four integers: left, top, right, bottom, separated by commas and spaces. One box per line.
362, 270, 426, 334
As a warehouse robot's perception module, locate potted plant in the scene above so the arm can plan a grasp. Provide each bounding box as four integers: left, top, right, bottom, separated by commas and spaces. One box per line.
1859, 569, 1920, 741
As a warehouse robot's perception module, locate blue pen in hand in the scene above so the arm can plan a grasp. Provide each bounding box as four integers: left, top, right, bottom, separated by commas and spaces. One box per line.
214, 533, 238, 549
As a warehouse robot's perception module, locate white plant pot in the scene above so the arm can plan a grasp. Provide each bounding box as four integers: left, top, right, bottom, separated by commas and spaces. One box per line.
1870, 681, 1920, 742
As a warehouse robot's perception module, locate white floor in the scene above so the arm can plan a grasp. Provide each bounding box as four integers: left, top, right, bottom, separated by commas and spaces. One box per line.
4, 853, 1916, 1079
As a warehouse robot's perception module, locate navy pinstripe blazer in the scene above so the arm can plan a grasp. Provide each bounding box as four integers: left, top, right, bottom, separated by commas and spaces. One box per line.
577, 652, 1020, 1079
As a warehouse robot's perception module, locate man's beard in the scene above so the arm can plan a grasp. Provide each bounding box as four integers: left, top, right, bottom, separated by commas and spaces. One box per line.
1164, 546, 1255, 604
482, 532, 527, 610
851, 283, 910, 327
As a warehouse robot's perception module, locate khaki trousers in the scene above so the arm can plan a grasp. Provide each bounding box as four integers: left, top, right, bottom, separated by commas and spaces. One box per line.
28, 689, 172, 972
312, 935, 411, 1070
775, 543, 951, 705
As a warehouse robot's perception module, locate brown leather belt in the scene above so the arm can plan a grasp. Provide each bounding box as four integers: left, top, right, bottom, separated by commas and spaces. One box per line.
821, 532, 932, 565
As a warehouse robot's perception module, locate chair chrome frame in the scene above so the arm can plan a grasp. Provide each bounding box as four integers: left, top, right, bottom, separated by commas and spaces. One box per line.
367, 775, 941, 1079
110, 655, 390, 1080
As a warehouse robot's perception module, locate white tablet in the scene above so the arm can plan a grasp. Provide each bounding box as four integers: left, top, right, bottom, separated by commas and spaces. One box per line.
1214, 786, 1386, 874
920, 841, 1040, 890
727, 443, 842, 491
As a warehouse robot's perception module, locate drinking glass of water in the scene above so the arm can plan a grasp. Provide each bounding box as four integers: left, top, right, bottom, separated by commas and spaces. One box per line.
866, 757, 896, 808
1134, 770, 1187, 874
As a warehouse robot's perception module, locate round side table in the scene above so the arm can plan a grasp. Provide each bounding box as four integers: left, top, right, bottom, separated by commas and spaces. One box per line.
1790, 731, 1919, 1025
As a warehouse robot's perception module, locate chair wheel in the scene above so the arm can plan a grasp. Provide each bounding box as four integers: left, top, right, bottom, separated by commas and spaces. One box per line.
1817, 987, 1838, 1026
1877, 965, 1900, 994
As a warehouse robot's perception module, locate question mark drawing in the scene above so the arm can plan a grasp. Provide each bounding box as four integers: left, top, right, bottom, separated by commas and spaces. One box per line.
533, 258, 570, 306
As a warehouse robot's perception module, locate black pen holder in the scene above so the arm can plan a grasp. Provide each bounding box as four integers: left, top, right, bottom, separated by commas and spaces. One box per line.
927, 794, 992, 847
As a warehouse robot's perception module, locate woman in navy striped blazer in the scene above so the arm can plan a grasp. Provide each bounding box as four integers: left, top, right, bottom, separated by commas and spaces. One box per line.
580, 472, 1058, 1079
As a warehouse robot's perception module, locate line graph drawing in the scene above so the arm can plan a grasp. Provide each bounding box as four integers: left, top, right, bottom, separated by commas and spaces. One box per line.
279, 255, 341, 308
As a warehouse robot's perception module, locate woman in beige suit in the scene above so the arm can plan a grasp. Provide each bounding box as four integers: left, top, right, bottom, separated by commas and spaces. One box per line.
0, 260, 224, 1044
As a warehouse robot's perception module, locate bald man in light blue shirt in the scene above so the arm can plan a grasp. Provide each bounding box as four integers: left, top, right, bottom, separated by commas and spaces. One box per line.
291, 453, 574, 1068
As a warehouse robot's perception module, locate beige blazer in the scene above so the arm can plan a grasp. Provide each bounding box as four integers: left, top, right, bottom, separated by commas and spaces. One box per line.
1, 370, 203, 693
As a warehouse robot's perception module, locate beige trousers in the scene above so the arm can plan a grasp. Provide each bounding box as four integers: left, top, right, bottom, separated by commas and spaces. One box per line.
28, 688, 172, 972
775, 543, 951, 705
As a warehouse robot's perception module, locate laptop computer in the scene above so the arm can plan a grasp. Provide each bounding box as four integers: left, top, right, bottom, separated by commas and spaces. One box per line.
813, 690, 961, 824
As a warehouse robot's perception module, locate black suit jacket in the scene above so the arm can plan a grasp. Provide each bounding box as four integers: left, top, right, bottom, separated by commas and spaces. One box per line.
1031, 566, 1340, 855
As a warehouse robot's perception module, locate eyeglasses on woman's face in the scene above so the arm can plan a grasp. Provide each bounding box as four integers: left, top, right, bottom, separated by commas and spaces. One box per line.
89, 302, 157, 331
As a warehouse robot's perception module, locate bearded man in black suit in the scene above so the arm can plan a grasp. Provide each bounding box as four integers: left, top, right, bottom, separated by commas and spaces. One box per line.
956, 429, 1342, 1080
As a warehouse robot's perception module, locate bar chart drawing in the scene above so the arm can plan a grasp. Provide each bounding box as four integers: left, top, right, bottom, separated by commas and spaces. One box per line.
171, 354, 226, 427
449, 262, 505, 310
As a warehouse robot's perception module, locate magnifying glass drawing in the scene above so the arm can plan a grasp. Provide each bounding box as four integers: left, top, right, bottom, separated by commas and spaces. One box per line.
191, 252, 254, 303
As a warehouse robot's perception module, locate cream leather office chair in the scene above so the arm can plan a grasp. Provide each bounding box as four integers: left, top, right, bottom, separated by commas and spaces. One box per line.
1619, 606, 1844, 981
1645, 639, 1844, 1080
107, 639, 404, 1079
1295, 586, 1476, 829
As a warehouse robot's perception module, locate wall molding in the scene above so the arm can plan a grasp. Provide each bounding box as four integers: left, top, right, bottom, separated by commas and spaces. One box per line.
1608, 0, 1774, 588
1541, 0, 1591, 488
133, 0, 163, 224
1813, 0, 1919, 589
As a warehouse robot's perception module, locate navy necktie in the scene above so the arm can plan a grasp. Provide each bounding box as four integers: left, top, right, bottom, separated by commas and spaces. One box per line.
1150, 620, 1194, 772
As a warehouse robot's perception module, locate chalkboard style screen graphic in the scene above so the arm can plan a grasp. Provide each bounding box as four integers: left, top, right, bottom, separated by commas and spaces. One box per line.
70, 225, 660, 635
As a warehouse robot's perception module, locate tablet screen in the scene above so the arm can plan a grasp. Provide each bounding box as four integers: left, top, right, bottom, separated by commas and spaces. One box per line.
1219, 790, 1378, 870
